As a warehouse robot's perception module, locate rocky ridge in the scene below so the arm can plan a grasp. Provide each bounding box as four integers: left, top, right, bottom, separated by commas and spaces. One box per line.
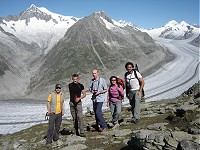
0, 82, 199, 150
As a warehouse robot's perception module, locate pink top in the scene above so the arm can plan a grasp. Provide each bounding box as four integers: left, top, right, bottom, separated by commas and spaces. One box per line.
107, 84, 124, 102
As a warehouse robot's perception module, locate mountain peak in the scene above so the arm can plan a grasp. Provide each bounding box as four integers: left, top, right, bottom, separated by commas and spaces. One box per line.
19, 4, 52, 22
29, 4, 38, 9
91, 11, 113, 24
26, 4, 41, 14
165, 20, 178, 27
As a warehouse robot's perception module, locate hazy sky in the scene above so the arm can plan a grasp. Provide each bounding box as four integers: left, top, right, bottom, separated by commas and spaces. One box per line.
0, 0, 199, 29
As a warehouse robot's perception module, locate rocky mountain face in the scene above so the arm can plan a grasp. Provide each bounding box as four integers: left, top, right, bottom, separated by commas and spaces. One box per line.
190, 34, 200, 47
29, 12, 166, 97
0, 5, 78, 99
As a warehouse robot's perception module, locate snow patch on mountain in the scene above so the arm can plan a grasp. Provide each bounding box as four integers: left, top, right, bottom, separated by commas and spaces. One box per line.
0, 4, 79, 54
143, 20, 199, 40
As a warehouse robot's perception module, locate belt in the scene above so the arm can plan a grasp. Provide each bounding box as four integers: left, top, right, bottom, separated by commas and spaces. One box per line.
50, 112, 61, 115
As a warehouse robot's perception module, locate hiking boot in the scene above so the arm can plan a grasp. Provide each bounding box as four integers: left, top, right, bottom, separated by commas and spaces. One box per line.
79, 133, 86, 137
118, 118, 124, 124
112, 123, 120, 129
99, 128, 108, 132
70, 130, 75, 134
90, 111, 94, 115
131, 118, 140, 124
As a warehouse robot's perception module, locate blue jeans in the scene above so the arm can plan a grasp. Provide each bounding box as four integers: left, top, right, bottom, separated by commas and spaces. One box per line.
109, 101, 122, 125
93, 102, 107, 128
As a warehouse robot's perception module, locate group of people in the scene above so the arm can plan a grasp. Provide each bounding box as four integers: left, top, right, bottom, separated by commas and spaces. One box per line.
45, 62, 145, 148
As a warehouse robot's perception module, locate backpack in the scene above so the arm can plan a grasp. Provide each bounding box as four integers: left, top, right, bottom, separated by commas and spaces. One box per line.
125, 64, 145, 97
117, 78, 125, 89
117, 78, 125, 100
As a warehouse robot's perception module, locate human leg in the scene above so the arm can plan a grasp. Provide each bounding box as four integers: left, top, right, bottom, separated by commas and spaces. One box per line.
53, 113, 62, 141
128, 91, 136, 118
95, 102, 107, 129
109, 101, 115, 124
114, 101, 122, 124
69, 102, 78, 134
76, 102, 84, 134
46, 114, 56, 144
134, 92, 141, 120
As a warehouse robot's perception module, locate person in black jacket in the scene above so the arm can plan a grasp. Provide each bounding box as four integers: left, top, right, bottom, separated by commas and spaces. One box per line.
68, 74, 86, 137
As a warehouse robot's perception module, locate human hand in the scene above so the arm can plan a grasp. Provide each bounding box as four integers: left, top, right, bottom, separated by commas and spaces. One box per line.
75, 97, 80, 103
95, 91, 100, 95
138, 91, 142, 97
47, 110, 51, 115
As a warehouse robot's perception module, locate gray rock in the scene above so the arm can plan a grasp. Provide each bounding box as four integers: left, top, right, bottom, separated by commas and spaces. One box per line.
147, 123, 168, 130
190, 118, 200, 126
66, 135, 86, 145
155, 134, 165, 143
171, 131, 193, 142
176, 104, 198, 112
164, 136, 178, 148
158, 107, 166, 114
147, 133, 156, 140
188, 128, 200, 134
177, 139, 200, 150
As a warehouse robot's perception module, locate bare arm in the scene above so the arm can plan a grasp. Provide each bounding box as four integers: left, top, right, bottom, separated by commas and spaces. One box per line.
138, 77, 145, 96
62, 102, 65, 115
75, 89, 86, 102
118, 85, 124, 96
47, 102, 51, 114
80, 89, 86, 99
47, 94, 51, 114
139, 77, 145, 91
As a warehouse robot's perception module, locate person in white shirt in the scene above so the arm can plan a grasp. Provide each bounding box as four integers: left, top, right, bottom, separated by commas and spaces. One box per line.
124, 62, 145, 123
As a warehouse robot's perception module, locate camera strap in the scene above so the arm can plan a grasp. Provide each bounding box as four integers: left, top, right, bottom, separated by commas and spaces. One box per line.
91, 77, 101, 91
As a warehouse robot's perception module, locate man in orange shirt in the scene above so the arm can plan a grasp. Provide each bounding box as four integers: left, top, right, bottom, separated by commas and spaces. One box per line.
46, 84, 65, 148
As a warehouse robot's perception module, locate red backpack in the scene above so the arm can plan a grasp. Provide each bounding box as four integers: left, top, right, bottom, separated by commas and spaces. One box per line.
117, 78, 125, 89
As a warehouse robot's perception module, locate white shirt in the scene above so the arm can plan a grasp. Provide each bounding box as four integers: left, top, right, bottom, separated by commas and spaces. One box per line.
125, 71, 142, 91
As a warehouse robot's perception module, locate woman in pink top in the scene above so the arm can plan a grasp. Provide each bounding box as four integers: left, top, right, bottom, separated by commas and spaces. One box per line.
107, 76, 124, 128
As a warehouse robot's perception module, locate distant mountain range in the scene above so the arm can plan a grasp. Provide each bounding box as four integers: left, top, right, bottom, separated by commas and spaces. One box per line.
143, 20, 199, 40
0, 4, 199, 99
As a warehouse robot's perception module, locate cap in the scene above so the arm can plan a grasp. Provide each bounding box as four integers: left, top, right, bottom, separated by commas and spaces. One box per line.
55, 84, 61, 89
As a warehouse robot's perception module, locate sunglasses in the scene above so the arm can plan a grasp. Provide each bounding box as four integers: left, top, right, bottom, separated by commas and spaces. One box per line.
56, 87, 61, 89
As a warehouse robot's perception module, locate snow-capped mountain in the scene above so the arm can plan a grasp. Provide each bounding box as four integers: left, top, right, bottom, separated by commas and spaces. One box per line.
1, 4, 198, 100
0, 4, 80, 99
143, 20, 199, 40
0, 4, 79, 55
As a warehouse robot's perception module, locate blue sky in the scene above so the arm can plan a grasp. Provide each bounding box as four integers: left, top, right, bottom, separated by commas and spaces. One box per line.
0, 0, 199, 29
